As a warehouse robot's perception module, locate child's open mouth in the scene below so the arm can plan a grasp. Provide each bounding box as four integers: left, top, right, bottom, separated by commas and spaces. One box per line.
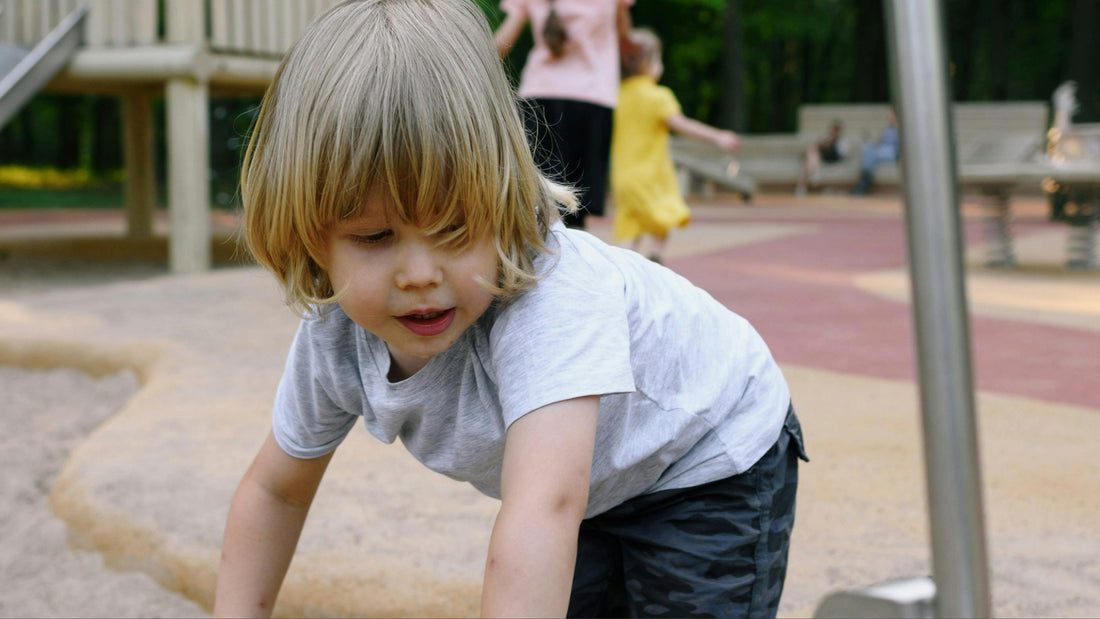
396, 308, 456, 337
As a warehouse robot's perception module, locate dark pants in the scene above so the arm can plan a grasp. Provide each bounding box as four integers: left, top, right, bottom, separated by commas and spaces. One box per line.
523, 98, 614, 229
568, 406, 809, 618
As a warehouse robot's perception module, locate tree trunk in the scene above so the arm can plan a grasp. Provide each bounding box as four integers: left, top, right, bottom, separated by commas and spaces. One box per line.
1065, 0, 1097, 121
851, 0, 888, 103
987, 0, 1009, 100
720, 0, 746, 132
58, 96, 81, 169
947, 0, 978, 100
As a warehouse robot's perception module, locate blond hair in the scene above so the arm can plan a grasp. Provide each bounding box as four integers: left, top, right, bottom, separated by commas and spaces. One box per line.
622, 28, 662, 78
242, 0, 576, 315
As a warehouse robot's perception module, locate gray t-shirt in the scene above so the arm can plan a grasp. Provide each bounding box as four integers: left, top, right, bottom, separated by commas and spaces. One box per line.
273, 224, 790, 517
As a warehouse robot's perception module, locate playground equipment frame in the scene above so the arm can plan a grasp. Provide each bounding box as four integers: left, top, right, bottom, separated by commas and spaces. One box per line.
815, 1, 994, 616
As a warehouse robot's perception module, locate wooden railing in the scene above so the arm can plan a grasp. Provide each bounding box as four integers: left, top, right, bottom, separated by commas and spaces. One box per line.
0, 0, 339, 56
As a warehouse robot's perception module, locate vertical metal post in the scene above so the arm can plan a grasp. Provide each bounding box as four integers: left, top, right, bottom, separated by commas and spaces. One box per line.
882, 1, 993, 617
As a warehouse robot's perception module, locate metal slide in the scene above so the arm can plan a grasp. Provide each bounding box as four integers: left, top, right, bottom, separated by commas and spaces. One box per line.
814, 1, 992, 617
0, 5, 88, 129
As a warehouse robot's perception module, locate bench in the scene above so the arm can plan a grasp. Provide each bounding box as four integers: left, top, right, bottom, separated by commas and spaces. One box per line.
672, 101, 1050, 194
671, 141, 756, 201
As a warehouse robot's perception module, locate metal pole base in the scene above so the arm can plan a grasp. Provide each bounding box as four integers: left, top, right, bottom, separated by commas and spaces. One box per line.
814, 577, 937, 619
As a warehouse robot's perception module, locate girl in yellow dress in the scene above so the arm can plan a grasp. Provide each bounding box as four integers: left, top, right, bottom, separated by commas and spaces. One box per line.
611, 28, 740, 263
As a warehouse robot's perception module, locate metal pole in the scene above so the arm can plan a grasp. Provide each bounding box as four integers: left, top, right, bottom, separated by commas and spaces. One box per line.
882, 1, 992, 617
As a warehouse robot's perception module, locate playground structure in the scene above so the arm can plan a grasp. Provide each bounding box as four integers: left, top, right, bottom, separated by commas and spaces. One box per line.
0, 0, 341, 273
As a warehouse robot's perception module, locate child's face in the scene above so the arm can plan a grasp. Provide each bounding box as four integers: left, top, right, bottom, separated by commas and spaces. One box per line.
646, 56, 664, 80
322, 194, 498, 380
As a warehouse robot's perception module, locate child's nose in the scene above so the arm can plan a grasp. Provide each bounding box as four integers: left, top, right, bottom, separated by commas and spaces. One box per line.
394, 239, 442, 289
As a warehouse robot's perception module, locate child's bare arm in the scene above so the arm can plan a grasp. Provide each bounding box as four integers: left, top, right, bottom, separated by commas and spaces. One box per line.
493, 11, 527, 58
214, 431, 333, 618
481, 396, 599, 618
667, 113, 741, 153
616, 2, 633, 37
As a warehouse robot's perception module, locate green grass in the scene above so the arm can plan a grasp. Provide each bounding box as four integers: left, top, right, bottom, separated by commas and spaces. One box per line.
0, 184, 130, 208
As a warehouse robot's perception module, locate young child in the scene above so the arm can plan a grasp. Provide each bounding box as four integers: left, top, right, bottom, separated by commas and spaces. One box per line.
213, 1, 807, 618
610, 28, 740, 264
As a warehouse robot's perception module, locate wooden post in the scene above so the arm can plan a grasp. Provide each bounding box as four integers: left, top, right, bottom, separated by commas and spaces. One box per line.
165, 0, 204, 44
165, 77, 211, 273
121, 89, 156, 238
164, 0, 211, 273
84, 0, 111, 47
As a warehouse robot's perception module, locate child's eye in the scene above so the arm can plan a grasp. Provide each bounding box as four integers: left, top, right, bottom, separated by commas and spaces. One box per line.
433, 224, 465, 243
351, 230, 392, 244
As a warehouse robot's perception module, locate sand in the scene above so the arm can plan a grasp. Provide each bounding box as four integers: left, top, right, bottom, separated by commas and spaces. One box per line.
0, 256, 204, 617
0, 367, 207, 618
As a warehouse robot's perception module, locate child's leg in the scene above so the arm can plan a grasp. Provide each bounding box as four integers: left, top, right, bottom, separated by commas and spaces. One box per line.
796, 145, 820, 194
575, 407, 807, 618
647, 235, 668, 263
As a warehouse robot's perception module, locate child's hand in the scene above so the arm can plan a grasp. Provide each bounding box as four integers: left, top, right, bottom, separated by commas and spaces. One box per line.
715, 130, 740, 153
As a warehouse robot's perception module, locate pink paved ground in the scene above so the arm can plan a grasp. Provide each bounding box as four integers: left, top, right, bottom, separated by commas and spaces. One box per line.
659, 204, 1100, 410
3, 200, 1096, 406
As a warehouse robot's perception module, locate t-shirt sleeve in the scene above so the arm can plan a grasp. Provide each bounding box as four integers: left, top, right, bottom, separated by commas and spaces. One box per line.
271, 318, 360, 459
489, 233, 636, 428
655, 85, 682, 122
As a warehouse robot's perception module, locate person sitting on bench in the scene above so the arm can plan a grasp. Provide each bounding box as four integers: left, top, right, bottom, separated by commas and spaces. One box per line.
852, 108, 899, 195
795, 120, 848, 196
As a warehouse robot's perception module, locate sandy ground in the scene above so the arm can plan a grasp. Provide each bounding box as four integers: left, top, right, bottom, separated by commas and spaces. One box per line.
0, 366, 207, 618
0, 258, 208, 618
6, 360, 1099, 618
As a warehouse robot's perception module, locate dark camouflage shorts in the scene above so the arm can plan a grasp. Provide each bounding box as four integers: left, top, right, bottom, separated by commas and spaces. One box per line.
568, 405, 809, 618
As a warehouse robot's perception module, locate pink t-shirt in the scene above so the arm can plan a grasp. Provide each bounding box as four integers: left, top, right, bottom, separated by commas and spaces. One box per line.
500, 0, 634, 109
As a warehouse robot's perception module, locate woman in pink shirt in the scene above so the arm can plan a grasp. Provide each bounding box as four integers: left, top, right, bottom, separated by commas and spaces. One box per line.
495, 0, 634, 229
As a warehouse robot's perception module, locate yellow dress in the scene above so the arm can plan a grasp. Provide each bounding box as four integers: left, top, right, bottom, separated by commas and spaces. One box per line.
610, 75, 691, 241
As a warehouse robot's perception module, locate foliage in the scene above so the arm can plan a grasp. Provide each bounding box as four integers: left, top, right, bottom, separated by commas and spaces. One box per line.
0, 165, 123, 190
0, 165, 127, 209
614, 0, 1091, 132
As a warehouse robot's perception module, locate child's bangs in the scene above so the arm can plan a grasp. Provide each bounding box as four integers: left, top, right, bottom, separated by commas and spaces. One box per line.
359, 129, 497, 248
331, 23, 510, 246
